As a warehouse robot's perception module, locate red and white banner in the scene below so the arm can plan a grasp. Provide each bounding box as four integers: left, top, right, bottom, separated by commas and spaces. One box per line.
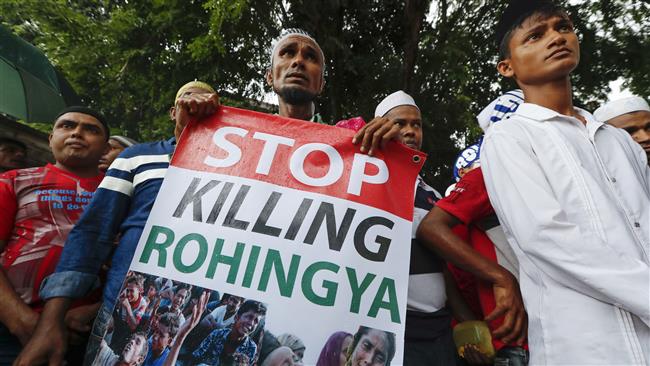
122, 107, 425, 365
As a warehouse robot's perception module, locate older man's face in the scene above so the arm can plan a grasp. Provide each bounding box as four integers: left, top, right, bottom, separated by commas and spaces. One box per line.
608, 110, 650, 162
267, 35, 324, 105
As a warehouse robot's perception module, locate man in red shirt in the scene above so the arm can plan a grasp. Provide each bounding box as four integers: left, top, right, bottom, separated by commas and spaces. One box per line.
416, 91, 529, 365
0, 106, 109, 363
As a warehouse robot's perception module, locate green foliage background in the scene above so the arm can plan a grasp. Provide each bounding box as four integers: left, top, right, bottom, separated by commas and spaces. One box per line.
1, 0, 648, 190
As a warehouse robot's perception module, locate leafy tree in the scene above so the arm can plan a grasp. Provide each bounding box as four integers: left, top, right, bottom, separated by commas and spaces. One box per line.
1, 0, 647, 189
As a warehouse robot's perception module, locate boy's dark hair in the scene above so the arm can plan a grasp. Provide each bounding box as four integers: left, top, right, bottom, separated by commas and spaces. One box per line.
126, 274, 145, 289
175, 283, 192, 293
497, 0, 568, 61
144, 276, 160, 292
236, 300, 267, 317
54, 106, 110, 140
227, 295, 244, 303
156, 305, 171, 316
157, 312, 181, 338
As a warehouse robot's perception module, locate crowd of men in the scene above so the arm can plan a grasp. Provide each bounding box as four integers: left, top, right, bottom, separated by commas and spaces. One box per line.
88, 270, 396, 366
0, 0, 649, 365
86, 271, 271, 366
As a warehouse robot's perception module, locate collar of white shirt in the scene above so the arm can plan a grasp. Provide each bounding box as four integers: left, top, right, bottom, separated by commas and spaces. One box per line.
515, 103, 607, 137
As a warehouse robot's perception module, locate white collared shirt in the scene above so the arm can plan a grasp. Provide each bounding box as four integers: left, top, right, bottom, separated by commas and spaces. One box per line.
481, 103, 650, 365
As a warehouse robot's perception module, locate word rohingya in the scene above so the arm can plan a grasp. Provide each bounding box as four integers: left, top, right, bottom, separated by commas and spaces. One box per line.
139, 225, 401, 324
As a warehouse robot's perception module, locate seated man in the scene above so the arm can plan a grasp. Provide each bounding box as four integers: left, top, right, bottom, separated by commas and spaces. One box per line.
192, 300, 266, 365
594, 96, 650, 165
166, 283, 190, 326
137, 276, 162, 333
202, 294, 243, 331
164, 297, 265, 366
0, 137, 27, 173
111, 274, 149, 352
0, 106, 109, 363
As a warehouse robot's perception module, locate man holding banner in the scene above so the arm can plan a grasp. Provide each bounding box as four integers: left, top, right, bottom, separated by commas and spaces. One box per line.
94, 100, 425, 365
18, 30, 374, 364
370, 91, 464, 366
18, 28, 417, 366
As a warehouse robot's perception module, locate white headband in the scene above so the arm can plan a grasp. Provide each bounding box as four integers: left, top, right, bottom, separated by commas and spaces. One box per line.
593, 96, 650, 122
374, 90, 419, 117
269, 28, 325, 70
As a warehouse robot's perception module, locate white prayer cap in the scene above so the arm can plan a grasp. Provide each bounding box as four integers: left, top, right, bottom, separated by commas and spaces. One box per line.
270, 28, 325, 70
593, 96, 650, 123
374, 90, 419, 117
477, 89, 524, 133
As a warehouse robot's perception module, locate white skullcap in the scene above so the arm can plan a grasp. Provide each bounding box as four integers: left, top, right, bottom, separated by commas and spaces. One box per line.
270, 28, 325, 70
374, 90, 419, 117
477, 89, 524, 133
593, 96, 650, 122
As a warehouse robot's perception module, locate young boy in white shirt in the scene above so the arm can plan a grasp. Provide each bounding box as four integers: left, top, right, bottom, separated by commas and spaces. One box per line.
481, 1, 650, 364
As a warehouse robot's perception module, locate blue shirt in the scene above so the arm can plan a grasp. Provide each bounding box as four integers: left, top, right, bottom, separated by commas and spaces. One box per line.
40, 138, 175, 309
193, 328, 257, 365
143, 338, 170, 366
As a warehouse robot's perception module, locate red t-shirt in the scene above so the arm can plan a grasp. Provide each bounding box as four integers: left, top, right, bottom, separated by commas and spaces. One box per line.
437, 167, 526, 350
446, 225, 483, 318
0, 164, 103, 307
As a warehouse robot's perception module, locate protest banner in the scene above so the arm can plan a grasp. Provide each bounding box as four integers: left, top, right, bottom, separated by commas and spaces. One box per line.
96, 106, 425, 366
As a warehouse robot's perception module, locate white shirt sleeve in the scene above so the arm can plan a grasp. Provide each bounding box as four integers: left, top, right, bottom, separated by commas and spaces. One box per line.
481, 129, 650, 326
210, 305, 227, 327
92, 340, 119, 366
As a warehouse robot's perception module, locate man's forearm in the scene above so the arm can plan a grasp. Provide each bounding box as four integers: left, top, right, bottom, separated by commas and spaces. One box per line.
417, 209, 509, 285
0, 269, 36, 333
124, 305, 138, 331
40, 297, 73, 328
162, 332, 187, 366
